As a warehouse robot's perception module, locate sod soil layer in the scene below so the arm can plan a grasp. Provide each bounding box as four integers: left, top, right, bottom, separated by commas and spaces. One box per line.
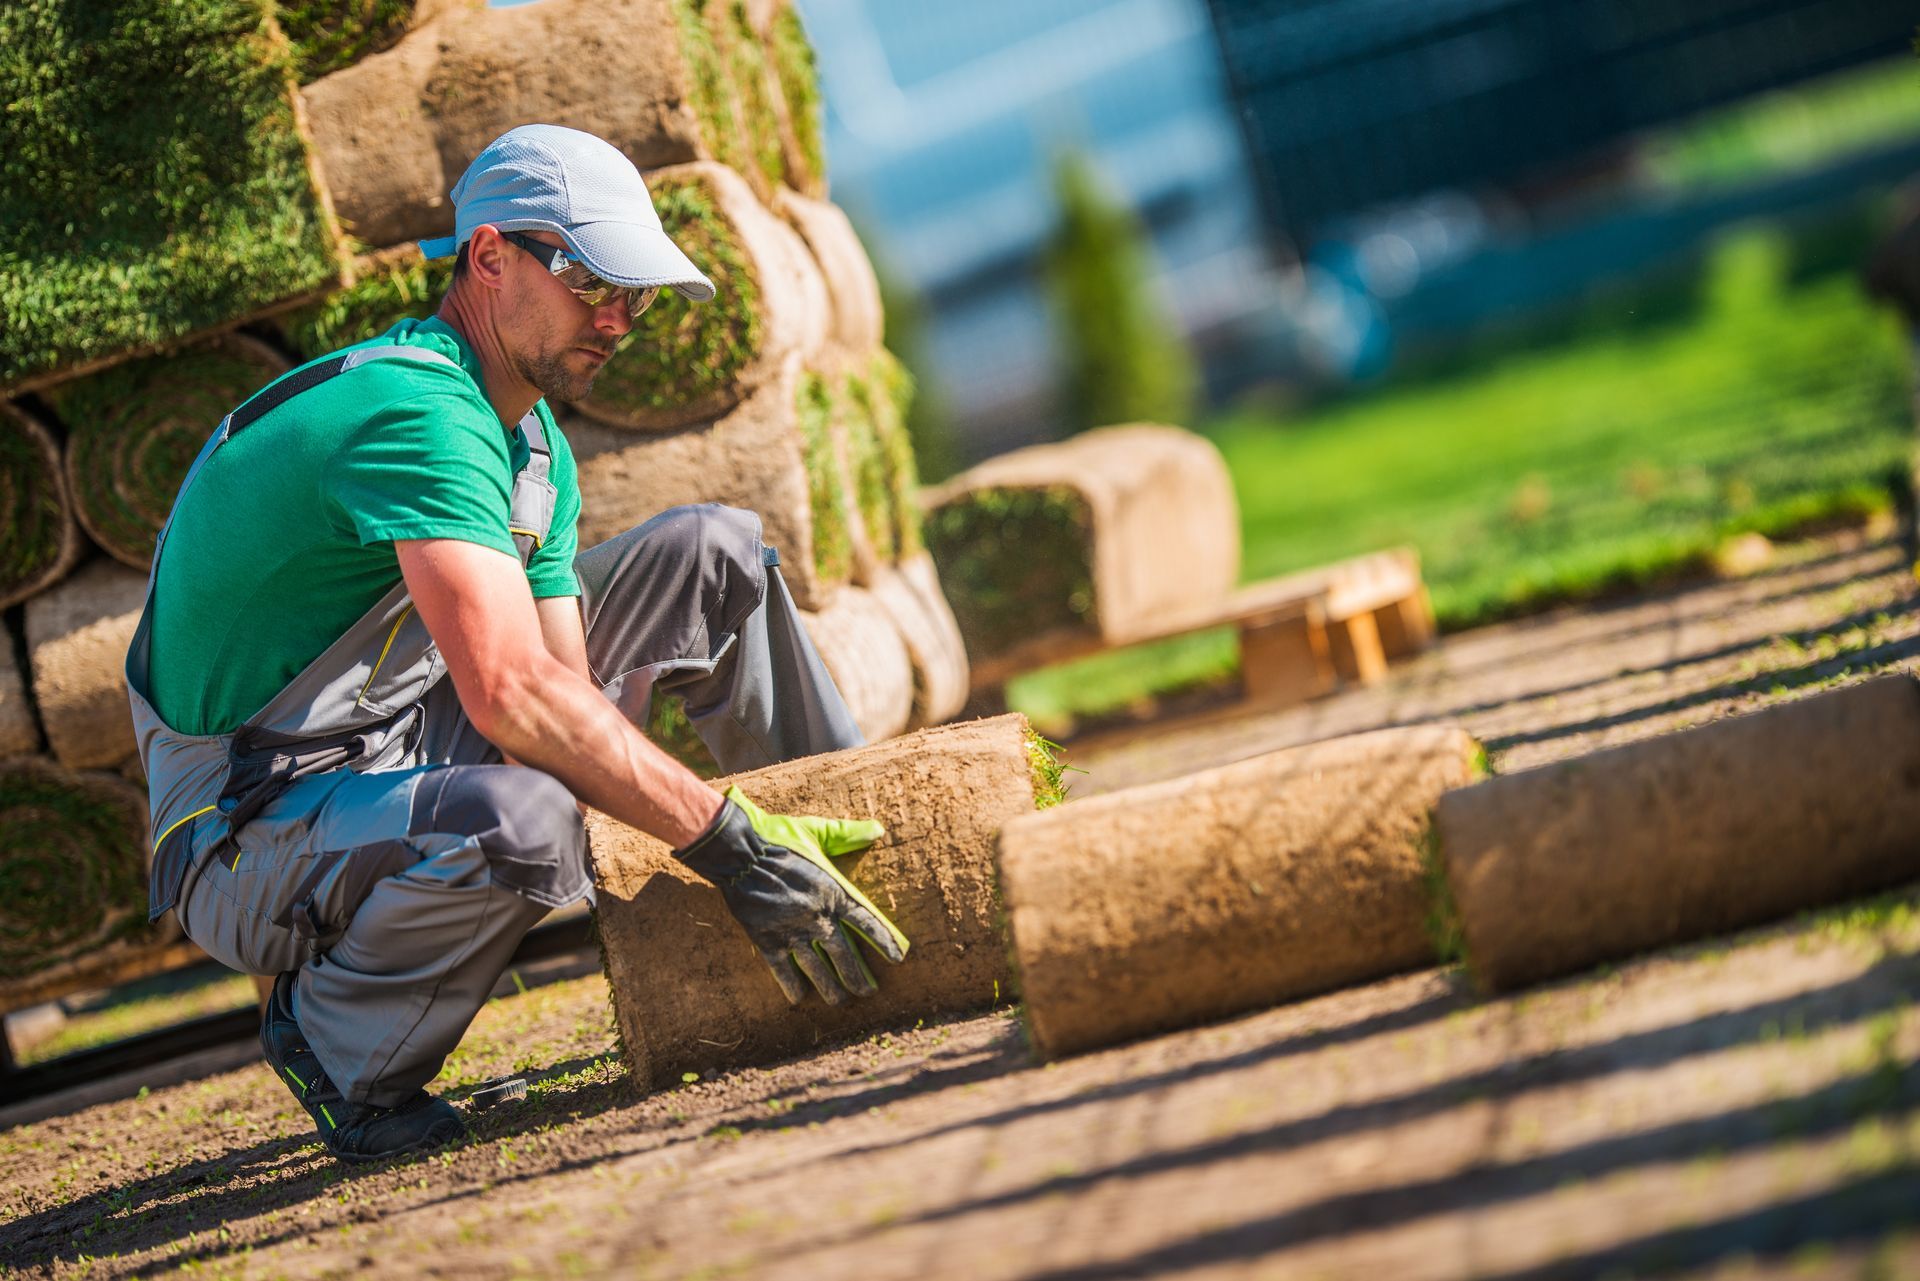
6, 528, 1920, 1278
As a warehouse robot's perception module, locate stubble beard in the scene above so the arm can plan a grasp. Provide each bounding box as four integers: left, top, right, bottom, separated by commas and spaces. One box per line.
516, 345, 602, 403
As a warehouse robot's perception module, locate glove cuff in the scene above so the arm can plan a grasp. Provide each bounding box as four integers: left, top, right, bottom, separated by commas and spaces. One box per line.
672, 797, 761, 885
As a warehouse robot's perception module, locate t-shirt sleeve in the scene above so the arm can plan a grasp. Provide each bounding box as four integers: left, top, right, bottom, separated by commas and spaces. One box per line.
526, 416, 582, 599
323, 391, 519, 557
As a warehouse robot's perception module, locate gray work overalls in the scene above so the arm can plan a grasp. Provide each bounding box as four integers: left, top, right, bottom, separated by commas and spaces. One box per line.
127, 345, 861, 1108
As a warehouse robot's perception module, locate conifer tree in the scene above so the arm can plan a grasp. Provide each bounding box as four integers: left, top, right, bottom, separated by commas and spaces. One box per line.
1043, 151, 1197, 435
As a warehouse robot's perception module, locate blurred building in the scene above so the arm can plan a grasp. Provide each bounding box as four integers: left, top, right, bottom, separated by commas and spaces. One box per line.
1219, 0, 1920, 381
802, 0, 1920, 448
1209, 0, 1917, 247
794, 0, 1271, 456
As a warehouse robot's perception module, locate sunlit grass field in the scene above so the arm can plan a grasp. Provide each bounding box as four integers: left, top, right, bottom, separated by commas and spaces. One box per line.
1011, 235, 1913, 733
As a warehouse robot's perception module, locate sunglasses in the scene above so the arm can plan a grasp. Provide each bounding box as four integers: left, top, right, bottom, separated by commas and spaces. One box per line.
502, 231, 662, 320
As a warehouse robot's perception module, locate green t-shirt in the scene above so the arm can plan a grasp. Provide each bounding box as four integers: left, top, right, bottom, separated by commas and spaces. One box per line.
147, 317, 582, 736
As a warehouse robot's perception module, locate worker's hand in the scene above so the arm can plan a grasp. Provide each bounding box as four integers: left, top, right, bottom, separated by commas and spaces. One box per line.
673, 786, 910, 1005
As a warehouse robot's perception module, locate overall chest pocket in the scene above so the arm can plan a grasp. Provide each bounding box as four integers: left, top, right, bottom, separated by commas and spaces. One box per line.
355, 603, 442, 716
510, 471, 558, 567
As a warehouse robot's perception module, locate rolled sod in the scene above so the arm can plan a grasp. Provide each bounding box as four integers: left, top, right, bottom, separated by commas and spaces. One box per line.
566, 354, 851, 611
800, 584, 913, 744
25, 560, 146, 771
0, 401, 83, 610
589, 713, 1038, 1090
0, 0, 341, 389
300, 0, 782, 251
703, 0, 788, 198
276, 0, 469, 84
1435, 675, 1920, 994
924, 424, 1240, 665
836, 352, 924, 582
0, 758, 165, 989
810, 353, 923, 589
998, 725, 1485, 1060
0, 633, 42, 759
766, 1, 827, 198
51, 335, 290, 569
278, 249, 453, 361
868, 554, 971, 730
775, 190, 882, 354
573, 162, 830, 433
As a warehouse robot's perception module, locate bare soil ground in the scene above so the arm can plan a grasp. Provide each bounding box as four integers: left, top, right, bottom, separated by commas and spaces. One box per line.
5, 530, 1920, 1280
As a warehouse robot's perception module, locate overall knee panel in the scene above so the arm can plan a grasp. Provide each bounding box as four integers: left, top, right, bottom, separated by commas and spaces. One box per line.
410, 766, 587, 907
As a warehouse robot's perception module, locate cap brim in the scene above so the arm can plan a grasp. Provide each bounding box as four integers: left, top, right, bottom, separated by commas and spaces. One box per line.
563, 221, 717, 302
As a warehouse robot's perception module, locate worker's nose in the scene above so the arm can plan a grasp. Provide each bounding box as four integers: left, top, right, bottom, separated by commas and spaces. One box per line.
594, 298, 633, 339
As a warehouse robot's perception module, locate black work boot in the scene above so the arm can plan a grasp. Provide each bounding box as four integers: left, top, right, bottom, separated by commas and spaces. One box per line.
260, 971, 466, 1163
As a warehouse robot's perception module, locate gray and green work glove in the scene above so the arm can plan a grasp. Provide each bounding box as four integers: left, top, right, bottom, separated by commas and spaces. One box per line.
674, 786, 910, 1005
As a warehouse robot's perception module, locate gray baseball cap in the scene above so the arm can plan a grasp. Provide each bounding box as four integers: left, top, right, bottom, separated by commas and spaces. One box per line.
419, 124, 716, 302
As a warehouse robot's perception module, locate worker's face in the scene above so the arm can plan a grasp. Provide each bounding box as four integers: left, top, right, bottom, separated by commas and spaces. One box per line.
501, 230, 635, 402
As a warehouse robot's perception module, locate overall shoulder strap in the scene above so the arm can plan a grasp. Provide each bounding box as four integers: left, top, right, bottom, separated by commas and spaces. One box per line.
225, 344, 459, 439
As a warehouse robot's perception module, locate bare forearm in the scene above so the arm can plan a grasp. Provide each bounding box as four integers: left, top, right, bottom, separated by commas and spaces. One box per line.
473, 656, 723, 847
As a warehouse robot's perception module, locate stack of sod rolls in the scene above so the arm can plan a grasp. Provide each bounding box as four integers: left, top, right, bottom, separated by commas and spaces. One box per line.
0, 0, 830, 392
0, 0, 960, 997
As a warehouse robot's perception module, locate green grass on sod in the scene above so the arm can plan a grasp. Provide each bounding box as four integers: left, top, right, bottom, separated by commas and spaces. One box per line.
275, 0, 417, 83
1010, 239, 1912, 732
0, 0, 340, 388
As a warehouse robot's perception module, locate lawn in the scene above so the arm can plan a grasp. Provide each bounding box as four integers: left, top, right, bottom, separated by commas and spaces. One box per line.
1010, 232, 1913, 732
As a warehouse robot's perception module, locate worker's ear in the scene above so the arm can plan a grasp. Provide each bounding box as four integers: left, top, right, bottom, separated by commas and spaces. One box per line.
463, 225, 513, 292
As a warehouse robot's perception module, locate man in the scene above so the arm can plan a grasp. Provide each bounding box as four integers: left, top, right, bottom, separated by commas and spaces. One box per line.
126, 125, 908, 1164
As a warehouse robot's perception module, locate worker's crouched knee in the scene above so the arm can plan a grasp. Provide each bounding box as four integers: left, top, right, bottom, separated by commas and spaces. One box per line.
646, 502, 769, 634
411, 766, 588, 908
648, 502, 766, 580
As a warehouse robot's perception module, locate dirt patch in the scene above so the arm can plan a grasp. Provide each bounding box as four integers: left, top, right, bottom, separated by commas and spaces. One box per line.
6, 888, 1918, 1278
6, 530, 1920, 1278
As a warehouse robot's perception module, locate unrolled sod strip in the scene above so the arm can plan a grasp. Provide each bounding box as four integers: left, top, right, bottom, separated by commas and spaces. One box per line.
1435, 675, 1920, 994
924, 424, 1240, 671
566, 353, 850, 611
301, 0, 778, 251
868, 554, 971, 729
800, 584, 913, 744
590, 713, 1039, 1090
25, 560, 146, 771
573, 162, 830, 433
998, 725, 1485, 1060
51, 335, 289, 569
0, 401, 83, 609
0, 758, 172, 996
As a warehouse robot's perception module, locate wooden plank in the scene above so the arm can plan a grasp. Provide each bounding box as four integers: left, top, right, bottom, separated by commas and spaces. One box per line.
1374, 587, 1436, 659
961, 547, 1428, 692
1239, 599, 1336, 706
1327, 610, 1388, 684
1323, 548, 1422, 619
